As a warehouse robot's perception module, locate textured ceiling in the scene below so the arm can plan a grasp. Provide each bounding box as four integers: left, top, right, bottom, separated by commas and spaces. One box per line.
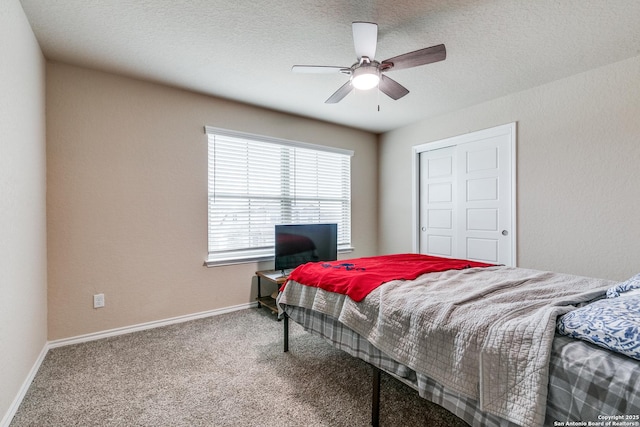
19, 0, 640, 133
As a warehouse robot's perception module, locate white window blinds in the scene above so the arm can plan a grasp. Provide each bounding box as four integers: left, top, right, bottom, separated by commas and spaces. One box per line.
205, 127, 353, 265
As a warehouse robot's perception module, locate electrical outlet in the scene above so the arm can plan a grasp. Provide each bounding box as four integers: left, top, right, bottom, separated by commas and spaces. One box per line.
93, 293, 105, 309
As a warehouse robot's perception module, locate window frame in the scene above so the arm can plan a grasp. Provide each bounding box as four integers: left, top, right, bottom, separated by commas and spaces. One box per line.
204, 126, 354, 267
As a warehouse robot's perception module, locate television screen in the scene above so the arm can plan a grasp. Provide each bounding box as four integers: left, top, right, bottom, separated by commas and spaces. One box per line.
274, 223, 337, 272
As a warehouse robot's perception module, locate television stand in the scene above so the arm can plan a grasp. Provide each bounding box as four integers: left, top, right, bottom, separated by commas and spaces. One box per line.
255, 270, 288, 317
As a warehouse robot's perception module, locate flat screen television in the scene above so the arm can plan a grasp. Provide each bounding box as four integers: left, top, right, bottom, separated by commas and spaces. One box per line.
274, 223, 338, 272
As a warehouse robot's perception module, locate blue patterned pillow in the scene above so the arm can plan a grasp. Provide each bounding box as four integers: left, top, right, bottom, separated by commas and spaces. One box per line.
607, 273, 640, 298
557, 295, 640, 361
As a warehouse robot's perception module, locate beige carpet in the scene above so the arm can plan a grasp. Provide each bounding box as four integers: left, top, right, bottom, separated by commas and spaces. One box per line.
10, 308, 468, 426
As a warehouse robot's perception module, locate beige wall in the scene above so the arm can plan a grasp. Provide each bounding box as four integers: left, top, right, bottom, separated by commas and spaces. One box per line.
0, 0, 48, 422
46, 63, 378, 340
379, 54, 640, 281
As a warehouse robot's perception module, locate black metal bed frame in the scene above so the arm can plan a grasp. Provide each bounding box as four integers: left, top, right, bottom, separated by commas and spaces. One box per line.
283, 314, 382, 427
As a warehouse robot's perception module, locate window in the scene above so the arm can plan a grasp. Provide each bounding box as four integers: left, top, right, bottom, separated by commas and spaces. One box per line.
205, 127, 353, 266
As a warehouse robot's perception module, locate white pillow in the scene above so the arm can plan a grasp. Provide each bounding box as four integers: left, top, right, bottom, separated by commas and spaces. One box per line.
606, 273, 640, 298
557, 295, 640, 361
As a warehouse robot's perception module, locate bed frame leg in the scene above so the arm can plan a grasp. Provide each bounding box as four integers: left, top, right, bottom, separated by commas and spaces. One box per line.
283, 313, 289, 353
371, 365, 381, 427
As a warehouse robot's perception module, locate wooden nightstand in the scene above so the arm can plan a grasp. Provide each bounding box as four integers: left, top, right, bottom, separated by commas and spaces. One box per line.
255, 270, 288, 316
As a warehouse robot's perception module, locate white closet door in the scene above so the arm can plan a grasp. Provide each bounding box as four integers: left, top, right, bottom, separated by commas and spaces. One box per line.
456, 135, 512, 264
416, 123, 515, 266
419, 147, 457, 257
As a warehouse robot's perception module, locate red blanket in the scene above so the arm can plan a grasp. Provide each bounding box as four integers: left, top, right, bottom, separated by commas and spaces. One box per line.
283, 253, 494, 302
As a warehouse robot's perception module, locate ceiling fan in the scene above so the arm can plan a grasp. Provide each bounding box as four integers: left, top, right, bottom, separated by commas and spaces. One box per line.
292, 22, 446, 104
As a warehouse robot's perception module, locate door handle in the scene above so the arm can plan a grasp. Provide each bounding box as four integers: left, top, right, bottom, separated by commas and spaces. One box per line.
502, 230, 508, 236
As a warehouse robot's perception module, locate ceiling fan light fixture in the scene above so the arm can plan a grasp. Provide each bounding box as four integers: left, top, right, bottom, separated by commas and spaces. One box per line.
292, 22, 446, 104
351, 66, 380, 90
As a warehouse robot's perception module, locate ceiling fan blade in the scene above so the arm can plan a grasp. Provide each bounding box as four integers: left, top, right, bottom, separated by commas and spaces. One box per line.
352, 21, 377, 60
378, 75, 410, 100
381, 44, 446, 72
292, 65, 350, 74
325, 81, 353, 104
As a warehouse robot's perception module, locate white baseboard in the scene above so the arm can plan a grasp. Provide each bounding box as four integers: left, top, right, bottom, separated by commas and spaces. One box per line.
1, 302, 258, 426
48, 302, 257, 349
0, 344, 48, 427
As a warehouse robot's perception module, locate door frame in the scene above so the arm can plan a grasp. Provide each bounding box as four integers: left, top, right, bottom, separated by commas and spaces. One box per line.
411, 122, 517, 265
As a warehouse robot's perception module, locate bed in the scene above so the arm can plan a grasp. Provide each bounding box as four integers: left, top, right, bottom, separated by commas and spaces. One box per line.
276, 254, 640, 427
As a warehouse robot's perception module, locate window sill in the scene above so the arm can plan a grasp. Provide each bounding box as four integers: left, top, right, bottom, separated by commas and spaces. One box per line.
204, 247, 354, 268
204, 255, 272, 268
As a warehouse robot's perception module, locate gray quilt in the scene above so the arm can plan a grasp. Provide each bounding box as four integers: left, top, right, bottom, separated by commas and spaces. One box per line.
278, 266, 614, 427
